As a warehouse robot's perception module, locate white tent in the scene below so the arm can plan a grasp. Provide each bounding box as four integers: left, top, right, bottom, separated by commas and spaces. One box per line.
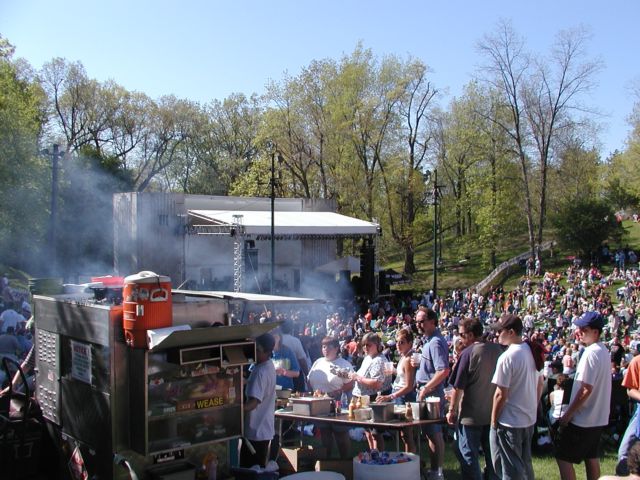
188, 210, 378, 236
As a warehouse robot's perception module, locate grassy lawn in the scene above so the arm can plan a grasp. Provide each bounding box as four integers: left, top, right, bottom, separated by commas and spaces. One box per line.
309, 432, 620, 479
383, 220, 640, 294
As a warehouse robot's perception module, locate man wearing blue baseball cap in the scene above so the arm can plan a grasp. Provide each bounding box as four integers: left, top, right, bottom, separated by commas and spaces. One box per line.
554, 311, 611, 480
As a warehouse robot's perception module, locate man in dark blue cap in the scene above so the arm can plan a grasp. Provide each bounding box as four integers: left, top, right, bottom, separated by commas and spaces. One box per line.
555, 310, 611, 480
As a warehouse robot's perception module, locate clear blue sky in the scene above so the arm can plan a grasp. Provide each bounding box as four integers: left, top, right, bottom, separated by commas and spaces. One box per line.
2, 0, 637, 156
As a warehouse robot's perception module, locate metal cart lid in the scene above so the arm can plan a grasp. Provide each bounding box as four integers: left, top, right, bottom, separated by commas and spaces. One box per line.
172, 290, 324, 304
148, 322, 279, 351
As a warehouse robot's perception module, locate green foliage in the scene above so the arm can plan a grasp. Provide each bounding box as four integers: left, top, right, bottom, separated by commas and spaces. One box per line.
0, 36, 49, 271
552, 198, 623, 257
604, 176, 639, 210
550, 144, 601, 207
0, 29, 634, 288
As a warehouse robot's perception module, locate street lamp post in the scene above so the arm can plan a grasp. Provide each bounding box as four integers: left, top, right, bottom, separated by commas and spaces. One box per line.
424, 168, 445, 298
41, 144, 65, 275
267, 141, 276, 294
432, 169, 440, 298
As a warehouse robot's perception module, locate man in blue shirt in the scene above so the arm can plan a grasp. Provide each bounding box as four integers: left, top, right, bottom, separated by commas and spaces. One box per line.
412, 307, 450, 480
271, 329, 300, 391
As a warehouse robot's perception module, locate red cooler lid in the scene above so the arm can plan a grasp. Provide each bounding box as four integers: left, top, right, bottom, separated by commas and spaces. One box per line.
91, 275, 125, 287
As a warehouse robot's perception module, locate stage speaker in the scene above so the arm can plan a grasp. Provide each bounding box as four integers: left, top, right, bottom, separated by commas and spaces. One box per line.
360, 241, 375, 298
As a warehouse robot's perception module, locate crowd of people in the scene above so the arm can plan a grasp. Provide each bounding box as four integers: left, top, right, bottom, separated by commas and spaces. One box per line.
4, 259, 640, 479
241, 258, 640, 480
0, 274, 34, 389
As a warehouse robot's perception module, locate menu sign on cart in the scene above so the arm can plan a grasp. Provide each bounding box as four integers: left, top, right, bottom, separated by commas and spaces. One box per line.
70, 340, 92, 385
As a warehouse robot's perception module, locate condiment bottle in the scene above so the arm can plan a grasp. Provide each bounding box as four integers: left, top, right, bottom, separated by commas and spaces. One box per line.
340, 392, 348, 414
348, 397, 356, 419
405, 402, 413, 420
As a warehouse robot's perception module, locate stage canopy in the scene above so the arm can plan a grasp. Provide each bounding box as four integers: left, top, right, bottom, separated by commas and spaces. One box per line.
187, 210, 379, 238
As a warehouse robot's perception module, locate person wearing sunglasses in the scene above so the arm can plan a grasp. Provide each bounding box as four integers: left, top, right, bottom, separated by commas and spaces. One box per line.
412, 307, 449, 480
377, 327, 417, 453
307, 336, 354, 459
351, 332, 391, 451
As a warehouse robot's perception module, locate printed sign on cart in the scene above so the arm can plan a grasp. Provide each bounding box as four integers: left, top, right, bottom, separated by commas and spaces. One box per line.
70, 340, 92, 385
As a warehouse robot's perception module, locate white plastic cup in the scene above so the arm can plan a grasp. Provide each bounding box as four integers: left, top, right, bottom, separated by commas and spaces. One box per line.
384, 361, 395, 375
410, 402, 422, 419
444, 385, 454, 399
411, 352, 421, 366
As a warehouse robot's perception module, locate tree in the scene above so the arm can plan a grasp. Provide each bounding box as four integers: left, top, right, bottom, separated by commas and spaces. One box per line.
383, 58, 438, 274
191, 93, 262, 195
550, 141, 600, 206
0, 35, 49, 271
330, 45, 404, 220
477, 21, 602, 256
40, 58, 95, 153
552, 198, 622, 259
133, 95, 201, 191
605, 86, 640, 208
465, 83, 523, 269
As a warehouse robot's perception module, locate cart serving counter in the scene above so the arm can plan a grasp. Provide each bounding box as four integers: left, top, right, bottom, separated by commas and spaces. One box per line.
32, 291, 286, 479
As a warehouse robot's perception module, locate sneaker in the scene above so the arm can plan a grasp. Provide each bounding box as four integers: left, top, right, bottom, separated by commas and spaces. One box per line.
426, 471, 445, 480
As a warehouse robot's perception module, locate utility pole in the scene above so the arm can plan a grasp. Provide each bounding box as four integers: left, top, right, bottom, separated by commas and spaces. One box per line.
424, 168, 445, 298
42, 144, 65, 275
432, 168, 439, 297
267, 141, 276, 295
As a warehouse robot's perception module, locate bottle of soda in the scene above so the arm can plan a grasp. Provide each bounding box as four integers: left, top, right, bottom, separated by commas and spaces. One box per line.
339, 392, 348, 415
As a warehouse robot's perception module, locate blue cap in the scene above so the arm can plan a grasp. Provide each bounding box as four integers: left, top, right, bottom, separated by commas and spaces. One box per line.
573, 311, 604, 329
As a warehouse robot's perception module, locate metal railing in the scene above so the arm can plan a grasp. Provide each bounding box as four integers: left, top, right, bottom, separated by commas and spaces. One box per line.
474, 241, 555, 295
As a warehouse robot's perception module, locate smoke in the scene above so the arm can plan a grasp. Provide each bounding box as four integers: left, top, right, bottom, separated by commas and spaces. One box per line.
53, 149, 133, 282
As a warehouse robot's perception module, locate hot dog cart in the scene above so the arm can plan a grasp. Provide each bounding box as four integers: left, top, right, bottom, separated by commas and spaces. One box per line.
32, 289, 318, 479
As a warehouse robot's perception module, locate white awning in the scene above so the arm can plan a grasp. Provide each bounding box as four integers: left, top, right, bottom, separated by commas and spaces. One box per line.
188, 210, 379, 236
172, 289, 324, 304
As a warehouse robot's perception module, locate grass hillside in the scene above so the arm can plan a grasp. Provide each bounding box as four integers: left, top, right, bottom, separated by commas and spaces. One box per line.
383, 220, 640, 294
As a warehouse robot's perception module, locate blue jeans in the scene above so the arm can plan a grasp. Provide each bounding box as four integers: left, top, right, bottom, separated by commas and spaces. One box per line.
490, 424, 534, 480
454, 424, 499, 480
617, 406, 640, 475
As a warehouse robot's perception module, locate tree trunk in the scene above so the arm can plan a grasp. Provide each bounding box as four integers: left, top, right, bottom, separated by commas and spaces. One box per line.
404, 247, 416, 274
536, 154, 548, 249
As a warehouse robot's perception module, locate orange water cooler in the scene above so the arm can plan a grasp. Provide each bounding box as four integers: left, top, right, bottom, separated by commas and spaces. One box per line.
123, 271, 173, 347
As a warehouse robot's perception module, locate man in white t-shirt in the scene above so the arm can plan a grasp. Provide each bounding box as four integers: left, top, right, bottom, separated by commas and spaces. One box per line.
490, 314, 542, 480
242, 333, 277, 468
555, 311, 611, 480
523, 312, 535, 333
